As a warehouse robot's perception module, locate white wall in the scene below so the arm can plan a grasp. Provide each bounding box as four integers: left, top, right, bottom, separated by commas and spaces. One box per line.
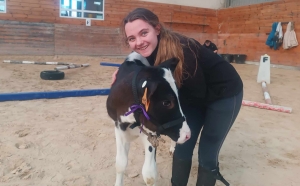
140, 0, 225, 9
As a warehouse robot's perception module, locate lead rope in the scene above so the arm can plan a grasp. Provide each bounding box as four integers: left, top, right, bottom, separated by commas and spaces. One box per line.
138, 125, 165, 148
124, 105, 165, 148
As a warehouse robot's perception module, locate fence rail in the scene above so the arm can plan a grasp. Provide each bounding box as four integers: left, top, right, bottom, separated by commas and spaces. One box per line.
225, 0, 278, 8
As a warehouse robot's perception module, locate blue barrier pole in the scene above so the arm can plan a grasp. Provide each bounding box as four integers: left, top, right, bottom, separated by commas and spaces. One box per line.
0, 89, 110, 102
100, 62, 121, 67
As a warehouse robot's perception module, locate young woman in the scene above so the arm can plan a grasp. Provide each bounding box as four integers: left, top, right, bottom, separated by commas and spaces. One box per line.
113, 8, 243, 186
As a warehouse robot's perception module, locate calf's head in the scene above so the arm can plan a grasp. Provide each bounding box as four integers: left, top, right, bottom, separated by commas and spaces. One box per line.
136, 58, 191, 144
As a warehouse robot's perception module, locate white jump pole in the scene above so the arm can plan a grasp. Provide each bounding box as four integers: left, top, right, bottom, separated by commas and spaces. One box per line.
242, 100, 292, 113
261, 81, 272, 104
3, 60, 72, 65
54, 64, 90, 70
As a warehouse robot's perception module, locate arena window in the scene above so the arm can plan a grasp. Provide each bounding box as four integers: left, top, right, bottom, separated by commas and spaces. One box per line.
0, 0, 6, 13
60, 0, 104, 20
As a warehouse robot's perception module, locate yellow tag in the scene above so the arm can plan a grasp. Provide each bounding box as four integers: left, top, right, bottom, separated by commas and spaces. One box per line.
142, 87, 150, 111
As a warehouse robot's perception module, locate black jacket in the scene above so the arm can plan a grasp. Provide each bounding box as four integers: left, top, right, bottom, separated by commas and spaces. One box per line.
146, 35, 243, 107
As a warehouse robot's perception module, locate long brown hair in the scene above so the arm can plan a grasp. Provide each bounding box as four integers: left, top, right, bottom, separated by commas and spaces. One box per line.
121, 8, 196, 87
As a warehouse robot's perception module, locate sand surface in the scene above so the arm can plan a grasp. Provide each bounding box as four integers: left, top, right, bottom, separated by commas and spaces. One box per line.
0, 55, 299, 186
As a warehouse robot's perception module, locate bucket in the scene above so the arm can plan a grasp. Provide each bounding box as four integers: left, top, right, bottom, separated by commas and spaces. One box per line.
233, 54, 247, 64
220, 54, 234, 63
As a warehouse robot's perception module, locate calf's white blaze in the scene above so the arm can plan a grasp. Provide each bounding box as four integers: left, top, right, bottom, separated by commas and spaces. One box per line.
162, 68, 191, 144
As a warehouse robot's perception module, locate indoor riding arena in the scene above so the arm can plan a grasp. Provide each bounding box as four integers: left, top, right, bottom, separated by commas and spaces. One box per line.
0, 0, 299, 186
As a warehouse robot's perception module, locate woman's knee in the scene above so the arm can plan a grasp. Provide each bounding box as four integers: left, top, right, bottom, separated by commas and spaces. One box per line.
173, 136, 198, 160
174, 106, 204, 160
201, 132, 224, 144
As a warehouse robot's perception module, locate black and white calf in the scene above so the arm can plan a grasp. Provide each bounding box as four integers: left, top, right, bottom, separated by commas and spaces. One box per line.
106, 52, 191, 186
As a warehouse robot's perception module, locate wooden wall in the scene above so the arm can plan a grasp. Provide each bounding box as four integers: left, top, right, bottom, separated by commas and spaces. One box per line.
218, 0, 300, 66
0, 20, 55, 55
1, 0, 299, 66
0, 0, 217, 56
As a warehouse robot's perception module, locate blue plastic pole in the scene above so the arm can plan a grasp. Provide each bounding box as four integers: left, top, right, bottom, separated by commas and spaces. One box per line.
0, 89, 110, 102
100, 62, 121, 67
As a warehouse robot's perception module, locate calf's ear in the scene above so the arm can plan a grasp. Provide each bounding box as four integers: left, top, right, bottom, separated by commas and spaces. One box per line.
158, 57, 179, 72
140, 80, 158, 102
140, 80, 158, 111
144, 80, 158, 101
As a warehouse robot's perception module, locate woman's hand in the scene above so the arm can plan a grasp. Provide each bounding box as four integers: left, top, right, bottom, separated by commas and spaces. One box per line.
111, 69, 119, 86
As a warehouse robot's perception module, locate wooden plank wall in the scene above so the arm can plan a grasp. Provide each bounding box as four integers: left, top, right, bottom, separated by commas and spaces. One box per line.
0, 20, 55, 55
0, 0, 217, 56
166, 8, 218, 44
54, 25, 124, 56
218, 0, 300, 66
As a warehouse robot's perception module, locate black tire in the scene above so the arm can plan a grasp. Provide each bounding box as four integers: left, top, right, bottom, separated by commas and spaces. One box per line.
40, 70, 65, 80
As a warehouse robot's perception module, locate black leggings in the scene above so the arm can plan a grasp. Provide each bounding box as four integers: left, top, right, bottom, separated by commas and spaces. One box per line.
174, 90, 243, 170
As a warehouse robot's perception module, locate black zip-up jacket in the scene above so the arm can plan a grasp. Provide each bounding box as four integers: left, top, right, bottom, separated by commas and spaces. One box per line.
146, 35, 243, 107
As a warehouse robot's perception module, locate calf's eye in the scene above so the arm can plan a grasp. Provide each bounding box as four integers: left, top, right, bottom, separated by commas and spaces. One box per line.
162, 100, 171, 107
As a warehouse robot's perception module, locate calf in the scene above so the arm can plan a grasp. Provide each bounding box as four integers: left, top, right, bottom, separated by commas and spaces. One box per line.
106, 52, 191, 186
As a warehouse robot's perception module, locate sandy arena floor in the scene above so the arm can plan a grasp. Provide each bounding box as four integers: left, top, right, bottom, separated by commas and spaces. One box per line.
0, 55, 299, 186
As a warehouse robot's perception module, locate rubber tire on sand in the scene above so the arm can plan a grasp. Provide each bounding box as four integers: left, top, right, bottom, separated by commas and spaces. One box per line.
40, 70, 65, 80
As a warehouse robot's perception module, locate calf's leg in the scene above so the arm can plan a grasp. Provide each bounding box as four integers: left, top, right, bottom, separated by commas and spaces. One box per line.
114, 127, 130, 186
140, 133, 157, 186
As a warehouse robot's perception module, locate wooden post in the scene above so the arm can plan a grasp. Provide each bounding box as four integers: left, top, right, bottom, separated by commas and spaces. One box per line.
257, 54, 271, 84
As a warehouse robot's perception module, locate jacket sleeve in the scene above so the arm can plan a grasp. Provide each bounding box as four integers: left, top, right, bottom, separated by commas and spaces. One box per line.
178, 38, 207, 103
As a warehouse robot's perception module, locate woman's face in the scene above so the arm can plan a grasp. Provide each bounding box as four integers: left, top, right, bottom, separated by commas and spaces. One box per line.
125, 19, 160, 57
